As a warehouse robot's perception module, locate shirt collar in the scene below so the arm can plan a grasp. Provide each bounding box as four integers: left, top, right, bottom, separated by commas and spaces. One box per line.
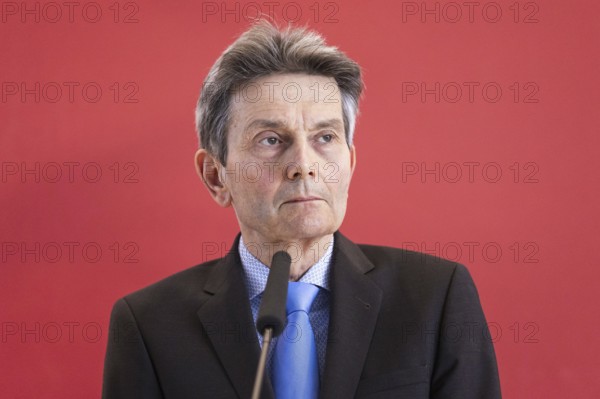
239, 235, 333, 300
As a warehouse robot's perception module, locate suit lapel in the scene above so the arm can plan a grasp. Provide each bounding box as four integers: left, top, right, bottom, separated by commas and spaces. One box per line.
196, 233, 275, 399
320, 232, 383, 399
195, 231, 381, 399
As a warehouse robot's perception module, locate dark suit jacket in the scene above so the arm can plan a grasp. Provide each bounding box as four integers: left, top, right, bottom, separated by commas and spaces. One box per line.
102, 231, 501, 398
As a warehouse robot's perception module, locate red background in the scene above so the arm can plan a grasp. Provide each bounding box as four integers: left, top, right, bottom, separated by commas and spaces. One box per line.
1, 0, 599, 397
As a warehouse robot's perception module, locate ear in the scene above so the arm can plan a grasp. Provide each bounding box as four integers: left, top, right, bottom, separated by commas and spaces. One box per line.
194, 149, 232, 207
349, 144, 357, 178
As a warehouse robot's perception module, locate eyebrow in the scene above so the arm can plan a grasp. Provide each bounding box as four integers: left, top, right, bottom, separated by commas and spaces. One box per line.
245, 118, 344, 135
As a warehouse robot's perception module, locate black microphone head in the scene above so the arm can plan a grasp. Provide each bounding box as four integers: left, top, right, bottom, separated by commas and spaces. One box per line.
256, 251, 291, 337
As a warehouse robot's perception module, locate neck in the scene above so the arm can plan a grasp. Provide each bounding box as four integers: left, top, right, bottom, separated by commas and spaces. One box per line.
241, 233, 334, 281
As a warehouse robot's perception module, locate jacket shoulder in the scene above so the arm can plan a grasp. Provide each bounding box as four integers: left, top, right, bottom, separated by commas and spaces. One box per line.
357, 242, 462, 273
117, 258, 222, 313
354, 242, 474, 294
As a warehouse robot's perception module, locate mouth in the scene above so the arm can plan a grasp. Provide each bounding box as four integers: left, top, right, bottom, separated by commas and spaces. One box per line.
283, 196, 323, 204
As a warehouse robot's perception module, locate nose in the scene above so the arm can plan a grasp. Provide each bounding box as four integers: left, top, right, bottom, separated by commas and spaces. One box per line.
284, 141, 317, 181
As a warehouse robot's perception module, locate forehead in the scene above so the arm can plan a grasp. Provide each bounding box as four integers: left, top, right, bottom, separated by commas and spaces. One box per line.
229, 73, 343, 124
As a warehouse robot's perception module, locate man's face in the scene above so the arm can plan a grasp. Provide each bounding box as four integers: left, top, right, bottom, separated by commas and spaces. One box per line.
220, 73, 356, 244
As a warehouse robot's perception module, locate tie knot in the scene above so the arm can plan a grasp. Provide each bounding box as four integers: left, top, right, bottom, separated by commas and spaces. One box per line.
286, 282, 319, 315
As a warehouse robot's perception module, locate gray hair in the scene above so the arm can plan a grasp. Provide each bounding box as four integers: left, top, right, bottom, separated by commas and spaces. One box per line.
194, 19, 364, 165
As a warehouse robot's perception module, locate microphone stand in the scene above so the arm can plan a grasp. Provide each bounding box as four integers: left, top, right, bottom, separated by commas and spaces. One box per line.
251, 327, 273, 399
251, 250, 291, 399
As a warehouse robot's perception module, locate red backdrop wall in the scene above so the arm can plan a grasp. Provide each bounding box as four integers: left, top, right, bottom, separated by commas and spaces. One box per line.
1, 0, 598, 397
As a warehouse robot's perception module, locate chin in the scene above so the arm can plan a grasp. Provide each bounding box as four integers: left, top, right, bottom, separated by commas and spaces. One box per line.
283, 221, 336, 241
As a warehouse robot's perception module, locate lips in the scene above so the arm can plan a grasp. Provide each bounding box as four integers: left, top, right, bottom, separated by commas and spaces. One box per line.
284, 196, 323, 204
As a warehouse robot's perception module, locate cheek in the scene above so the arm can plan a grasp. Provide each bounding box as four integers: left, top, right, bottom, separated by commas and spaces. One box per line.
229, 167, 277, 201
331, 162, 353, 192
241, 161, 277, 184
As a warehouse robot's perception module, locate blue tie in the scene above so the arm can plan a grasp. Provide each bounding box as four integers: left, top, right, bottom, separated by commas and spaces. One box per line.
272, 282, 320, 399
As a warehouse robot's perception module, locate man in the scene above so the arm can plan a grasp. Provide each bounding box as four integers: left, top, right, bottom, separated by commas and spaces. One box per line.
102, 20, 501, 398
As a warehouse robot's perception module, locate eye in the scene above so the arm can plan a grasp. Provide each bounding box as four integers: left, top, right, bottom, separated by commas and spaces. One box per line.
318, 133, 334, 143
259, 135, 282, 146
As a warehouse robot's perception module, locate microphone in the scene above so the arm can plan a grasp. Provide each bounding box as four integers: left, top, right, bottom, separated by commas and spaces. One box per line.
252, 250, 291, 399
256, 250, 291, 337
